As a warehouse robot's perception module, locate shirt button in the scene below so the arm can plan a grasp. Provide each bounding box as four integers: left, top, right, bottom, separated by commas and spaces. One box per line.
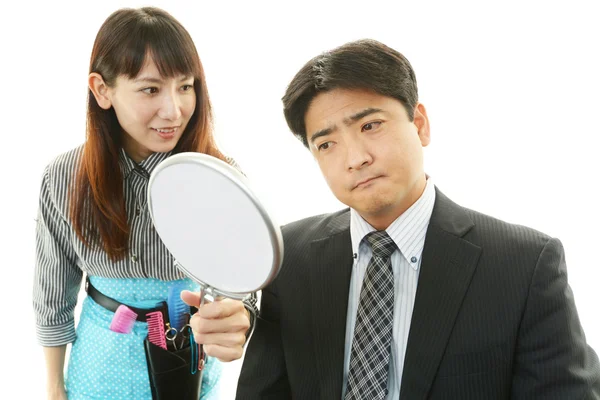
411, 256, 418, 263
131, 255, 138, 263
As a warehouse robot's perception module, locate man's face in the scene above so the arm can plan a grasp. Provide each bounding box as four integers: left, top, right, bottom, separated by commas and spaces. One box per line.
304, 88, 430, 229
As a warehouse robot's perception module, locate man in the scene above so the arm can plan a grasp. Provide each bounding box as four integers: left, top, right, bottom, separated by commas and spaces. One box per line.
236, 39, 600, 399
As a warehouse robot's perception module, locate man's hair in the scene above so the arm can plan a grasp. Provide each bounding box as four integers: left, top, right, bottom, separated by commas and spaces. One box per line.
282, 39, 419, 147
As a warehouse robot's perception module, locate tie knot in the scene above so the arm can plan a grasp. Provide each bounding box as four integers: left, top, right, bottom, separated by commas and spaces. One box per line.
365, 231, 397, 258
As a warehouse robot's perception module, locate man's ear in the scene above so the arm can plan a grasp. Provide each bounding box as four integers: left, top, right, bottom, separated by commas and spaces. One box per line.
88, 73, 112, 110
414, 102, 430, 147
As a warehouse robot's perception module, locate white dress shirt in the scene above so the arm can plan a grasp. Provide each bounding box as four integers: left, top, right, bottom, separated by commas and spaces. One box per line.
342, 178, 436, 399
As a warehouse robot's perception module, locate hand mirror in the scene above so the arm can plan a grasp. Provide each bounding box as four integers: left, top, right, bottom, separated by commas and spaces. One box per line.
147, 152, 283, 300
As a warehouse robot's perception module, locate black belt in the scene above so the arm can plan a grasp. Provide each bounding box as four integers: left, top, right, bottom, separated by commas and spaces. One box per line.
85, 277, 167, 322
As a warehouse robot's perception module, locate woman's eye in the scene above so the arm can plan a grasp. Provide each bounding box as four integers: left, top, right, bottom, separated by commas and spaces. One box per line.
181, 84, 194, 91
142, 87, 158, 94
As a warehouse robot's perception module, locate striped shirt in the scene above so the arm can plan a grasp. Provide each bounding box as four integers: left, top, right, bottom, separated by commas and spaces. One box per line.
342, 178, 436, 399
34, 145, 256, 346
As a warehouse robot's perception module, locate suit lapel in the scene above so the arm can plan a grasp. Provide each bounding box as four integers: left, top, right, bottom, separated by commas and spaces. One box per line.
309, 212, 353, 400
400, 189, 482, 400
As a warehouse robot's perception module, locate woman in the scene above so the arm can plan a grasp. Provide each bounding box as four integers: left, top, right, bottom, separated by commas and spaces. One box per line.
34, 7, 255, 400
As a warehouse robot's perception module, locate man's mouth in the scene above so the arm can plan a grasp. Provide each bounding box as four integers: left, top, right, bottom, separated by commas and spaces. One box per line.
353, 176, 382, 189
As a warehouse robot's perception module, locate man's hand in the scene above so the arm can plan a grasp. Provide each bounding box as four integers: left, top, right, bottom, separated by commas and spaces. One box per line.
181, 290, 250, 362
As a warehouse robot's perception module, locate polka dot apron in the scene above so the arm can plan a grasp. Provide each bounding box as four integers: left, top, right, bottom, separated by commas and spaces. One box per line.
65, 276, 221, 399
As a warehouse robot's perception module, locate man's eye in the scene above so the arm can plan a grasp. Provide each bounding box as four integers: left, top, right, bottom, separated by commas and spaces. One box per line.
362, 121, 382, 131
318, 142, 331, 151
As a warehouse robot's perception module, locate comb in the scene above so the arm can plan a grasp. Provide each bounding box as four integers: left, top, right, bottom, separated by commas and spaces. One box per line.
146, 311, 167, 350
109, 305, 137, 334
167, 282, 189, 331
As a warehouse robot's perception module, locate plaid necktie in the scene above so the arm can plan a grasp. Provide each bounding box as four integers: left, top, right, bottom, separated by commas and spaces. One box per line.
345, 230, 397, 400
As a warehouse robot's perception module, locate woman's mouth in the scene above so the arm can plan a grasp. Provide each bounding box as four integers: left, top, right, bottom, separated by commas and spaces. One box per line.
152, 127, 178, 139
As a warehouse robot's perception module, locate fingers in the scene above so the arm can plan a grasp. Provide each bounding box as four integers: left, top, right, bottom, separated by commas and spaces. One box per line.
194, 331, 247, 348
196, 298, 246, 320
203, 343, 245, 362
180, 290, 201, 307
190, 307, 250, 334
187, 298, 250, 363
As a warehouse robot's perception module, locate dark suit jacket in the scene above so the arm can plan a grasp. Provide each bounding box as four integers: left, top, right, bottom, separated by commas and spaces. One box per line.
237, 188, 600, 399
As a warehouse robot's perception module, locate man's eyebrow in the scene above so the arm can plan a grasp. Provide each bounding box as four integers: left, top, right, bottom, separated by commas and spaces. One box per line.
309, 127, 334, 145
309, 107, 384, 145
343, 107, 383, 125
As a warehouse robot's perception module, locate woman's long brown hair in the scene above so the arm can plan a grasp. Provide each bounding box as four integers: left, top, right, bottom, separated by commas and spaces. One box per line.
70, 7, 225, 261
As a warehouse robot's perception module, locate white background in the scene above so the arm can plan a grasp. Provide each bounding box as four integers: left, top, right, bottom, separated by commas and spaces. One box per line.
1, 0, 598, 398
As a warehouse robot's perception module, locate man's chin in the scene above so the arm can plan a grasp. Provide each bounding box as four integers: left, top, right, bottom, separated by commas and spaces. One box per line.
354, 200, 394, 218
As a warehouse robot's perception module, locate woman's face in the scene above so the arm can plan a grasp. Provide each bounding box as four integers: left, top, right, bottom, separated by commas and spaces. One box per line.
95, 57, 196, 162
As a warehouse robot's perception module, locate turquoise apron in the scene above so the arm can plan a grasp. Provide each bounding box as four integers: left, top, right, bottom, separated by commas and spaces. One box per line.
65, 276, 221, 399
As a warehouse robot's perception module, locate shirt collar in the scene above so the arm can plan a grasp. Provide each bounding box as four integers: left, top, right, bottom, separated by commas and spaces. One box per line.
350, 177, 436, 270
119, 148, 172, 179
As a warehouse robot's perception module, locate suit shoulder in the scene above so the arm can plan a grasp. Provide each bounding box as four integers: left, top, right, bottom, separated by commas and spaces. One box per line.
280, 209, 350, 255
282, 208, 349, 236
463, 206, 554, 253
